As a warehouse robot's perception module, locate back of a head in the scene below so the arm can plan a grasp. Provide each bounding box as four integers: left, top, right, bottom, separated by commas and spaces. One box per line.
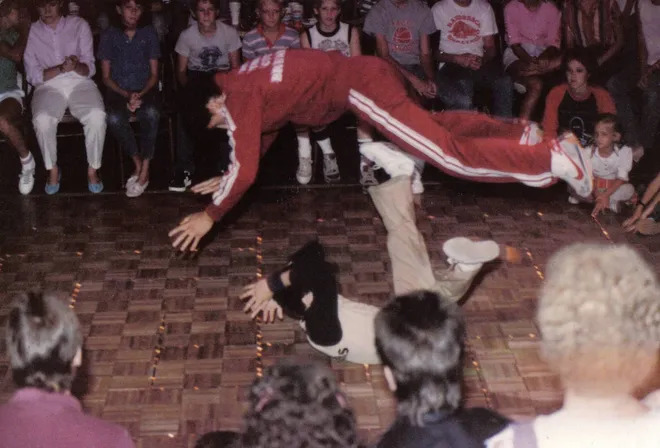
241, 362, 359, 448
6, 291, 83, 392
538, 243, 660, 394
375, 290, 465, 425
195, 431, 240, 448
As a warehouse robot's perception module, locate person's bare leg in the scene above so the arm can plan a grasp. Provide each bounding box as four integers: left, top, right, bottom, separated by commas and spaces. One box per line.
519, 76, 543, 121
131, 154, 142, 180
0, 98, 29, 159
139, 158, 150, 185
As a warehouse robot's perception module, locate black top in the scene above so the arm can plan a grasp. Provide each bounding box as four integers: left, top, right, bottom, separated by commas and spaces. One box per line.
557, 91, 599, 146
377, 407, 510, 448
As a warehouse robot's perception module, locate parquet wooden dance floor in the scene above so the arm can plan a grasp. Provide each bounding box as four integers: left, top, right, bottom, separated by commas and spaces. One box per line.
0, 182, 657, 448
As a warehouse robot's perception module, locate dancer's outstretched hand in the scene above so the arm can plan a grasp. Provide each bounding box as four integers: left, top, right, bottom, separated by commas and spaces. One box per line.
240, 279, 273, 317
191, 176, 223, 195
169, 211, 214, 252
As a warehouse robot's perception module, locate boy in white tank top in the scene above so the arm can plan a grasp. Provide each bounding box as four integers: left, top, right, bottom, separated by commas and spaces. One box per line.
296, 0, 373, 187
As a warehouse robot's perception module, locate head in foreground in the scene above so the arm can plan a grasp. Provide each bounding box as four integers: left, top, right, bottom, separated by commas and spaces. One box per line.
241, 361, 359, 448
538, 243, 660, 397
7, 291, 83, 393
375, 290, 465, 426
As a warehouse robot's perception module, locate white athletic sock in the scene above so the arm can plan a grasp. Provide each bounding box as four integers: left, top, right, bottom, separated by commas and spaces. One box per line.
318, 138, 334, 155
20, 153, 35, 171
297, 133, 312, 160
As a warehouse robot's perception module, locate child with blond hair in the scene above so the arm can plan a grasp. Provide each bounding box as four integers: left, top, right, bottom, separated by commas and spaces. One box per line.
568, 113, 635, 216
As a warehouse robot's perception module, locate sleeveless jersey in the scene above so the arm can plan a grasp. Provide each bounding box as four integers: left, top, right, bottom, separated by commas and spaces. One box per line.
306, 22, 352, 57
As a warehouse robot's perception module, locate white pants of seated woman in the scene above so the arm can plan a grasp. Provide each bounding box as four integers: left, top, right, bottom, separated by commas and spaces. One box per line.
31, 74, 106, 170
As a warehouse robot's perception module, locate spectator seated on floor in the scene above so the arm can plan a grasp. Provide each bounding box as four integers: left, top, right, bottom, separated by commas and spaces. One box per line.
194, 431, 240, 448
0, 292, 135, 447
0, 1, 35, 195
562, 0, 624, 83
502, 0, 561, 120
241, 362, 360, 448
606, 0, 660, 163
487, 242, 660, 448
623, 170, 660, 235
99, 0, 161, 198
363, 0, 437, 104
168, 0, 241, 192
567, 114, 636, 215
375, 290, 510, 448
432, 0, 514, 118
24, 0, 106, 195
542, 48, 616, 146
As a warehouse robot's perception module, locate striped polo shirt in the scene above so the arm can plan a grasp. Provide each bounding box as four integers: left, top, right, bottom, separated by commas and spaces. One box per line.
241, 23, 300, 60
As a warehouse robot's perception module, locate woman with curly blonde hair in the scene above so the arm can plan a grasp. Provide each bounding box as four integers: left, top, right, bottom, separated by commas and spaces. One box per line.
241, 362, 360, 448
487, 243, 660, 448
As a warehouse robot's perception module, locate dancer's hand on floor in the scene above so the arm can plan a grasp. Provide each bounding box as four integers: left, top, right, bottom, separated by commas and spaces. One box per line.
191, 177, 223, 195
260, 300, 284, 323
169, 211, 214, 252
241, 279, 274, 318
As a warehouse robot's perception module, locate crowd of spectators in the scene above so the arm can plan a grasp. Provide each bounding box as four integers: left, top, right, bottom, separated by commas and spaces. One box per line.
0, 0, 658, 223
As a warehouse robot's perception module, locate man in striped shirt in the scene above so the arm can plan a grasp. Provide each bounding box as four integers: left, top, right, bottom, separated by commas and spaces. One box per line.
241, 0, 300, 61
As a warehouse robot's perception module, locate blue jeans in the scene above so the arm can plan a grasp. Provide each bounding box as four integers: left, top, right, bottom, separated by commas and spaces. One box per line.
106, 91, 160, 160
607, 67, 660, 149
435, 61, 514, 118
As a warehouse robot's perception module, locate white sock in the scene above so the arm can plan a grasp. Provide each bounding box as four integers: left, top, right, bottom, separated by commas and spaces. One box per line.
450, 259, 483, 272
318, 138, 334, 155
297, 133, 312, 160
20, 153, 35, 171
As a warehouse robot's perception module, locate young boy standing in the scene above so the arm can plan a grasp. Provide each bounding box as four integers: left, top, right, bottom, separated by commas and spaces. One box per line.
169, 0, 241, 192
98, 0, 161, 197
0, 1, 33, 195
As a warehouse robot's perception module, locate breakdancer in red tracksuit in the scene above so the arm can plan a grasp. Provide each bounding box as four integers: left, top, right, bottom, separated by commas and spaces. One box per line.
170, 49, 592, 251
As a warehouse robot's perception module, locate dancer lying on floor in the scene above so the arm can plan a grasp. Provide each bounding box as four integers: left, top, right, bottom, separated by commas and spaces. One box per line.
169, 49, 593, 252
239, 157, 501, 363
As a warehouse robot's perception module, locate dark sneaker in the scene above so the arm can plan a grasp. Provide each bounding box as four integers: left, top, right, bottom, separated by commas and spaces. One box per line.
169, 170, 192, 192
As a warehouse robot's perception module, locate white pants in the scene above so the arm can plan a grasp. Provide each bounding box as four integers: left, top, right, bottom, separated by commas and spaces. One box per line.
31, 74, 106, 170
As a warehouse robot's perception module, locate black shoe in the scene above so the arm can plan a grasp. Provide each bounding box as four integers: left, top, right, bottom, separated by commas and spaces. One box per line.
169, 171, 192, 192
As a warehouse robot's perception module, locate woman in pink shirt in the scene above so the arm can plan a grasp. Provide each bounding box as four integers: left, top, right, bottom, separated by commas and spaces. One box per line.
23, 0, 106, 194
503, 0, 562, 120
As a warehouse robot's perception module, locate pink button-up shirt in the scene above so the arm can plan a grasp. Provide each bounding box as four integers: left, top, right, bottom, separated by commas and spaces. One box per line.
0, 388, 135, 448
24, 15, 96, 87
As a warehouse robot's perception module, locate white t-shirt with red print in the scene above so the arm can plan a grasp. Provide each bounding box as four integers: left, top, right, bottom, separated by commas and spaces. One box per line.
432, 0, 498, 57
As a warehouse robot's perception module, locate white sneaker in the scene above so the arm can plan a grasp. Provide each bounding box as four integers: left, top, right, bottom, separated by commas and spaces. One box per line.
519, 123, 544, 146
18, 165, 35, 195
411, 167, 424, 194
443, 237, 500, 266
126, 175, 138, 188
296, 157, 312, 184
551, 133, 593, 198
322, 154, 340, 183
359, 142, 415, 178
126, 180, 148, 198
567, 195, 580, 205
